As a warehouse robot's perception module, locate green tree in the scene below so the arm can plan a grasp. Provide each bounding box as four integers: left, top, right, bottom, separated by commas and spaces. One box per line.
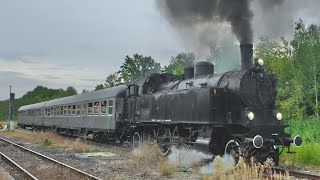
105, 72, 121, 88
65, 86, 77, 96
119, 54, 161, 83
95, 84, 104, 91
164, 52, 195, 75
290, 19, 320, 118
81, 89, 90, 94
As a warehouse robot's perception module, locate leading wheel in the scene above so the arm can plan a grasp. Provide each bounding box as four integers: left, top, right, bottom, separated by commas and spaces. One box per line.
224, 139, 242, 166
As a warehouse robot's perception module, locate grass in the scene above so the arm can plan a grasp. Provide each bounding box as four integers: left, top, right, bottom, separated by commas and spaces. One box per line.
0, 130, 100, 153
280, 143, 320, 167
280, 117, 320, 167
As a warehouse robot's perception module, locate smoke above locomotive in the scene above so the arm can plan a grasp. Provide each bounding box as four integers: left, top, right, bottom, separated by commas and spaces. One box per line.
157, 0, 320, 61
157, 0, 253, 44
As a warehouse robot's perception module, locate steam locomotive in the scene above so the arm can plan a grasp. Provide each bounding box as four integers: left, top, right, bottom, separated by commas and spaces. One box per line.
18, 44, 302, 164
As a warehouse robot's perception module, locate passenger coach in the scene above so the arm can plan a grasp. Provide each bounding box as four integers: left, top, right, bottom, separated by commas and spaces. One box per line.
18, 86, 127, 135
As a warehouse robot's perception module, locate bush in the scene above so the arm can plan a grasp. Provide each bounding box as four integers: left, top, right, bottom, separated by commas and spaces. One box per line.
42, 138, 53, 146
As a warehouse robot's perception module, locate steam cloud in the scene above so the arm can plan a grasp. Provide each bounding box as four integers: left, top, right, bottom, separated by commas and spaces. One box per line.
156, 0, 320, 59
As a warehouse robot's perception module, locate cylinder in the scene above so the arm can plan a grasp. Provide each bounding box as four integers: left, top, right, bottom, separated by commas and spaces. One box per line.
183, 66, 194, 79
194, 61, 214, 78
240, 44, 253, 70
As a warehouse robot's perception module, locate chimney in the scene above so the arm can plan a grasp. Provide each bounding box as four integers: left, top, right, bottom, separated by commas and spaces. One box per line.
240, 44, 253, 70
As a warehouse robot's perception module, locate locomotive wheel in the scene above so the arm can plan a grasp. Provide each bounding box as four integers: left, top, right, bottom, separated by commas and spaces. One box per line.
224, 139, 242, 165
132, 132, 141, 149
157, 128, 171, 156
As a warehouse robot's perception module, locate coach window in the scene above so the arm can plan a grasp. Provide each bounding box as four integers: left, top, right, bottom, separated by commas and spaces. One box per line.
88, 102, 93, 116
68, 105, 72, 117
60, 107, 64, 116
82, 104, 87, 116
49, 108, 52, 117
52, 107, 55, 117
94, 101, 100, 116
55, 107, 59, 117
72, 105, 76, 116
101, 101, 107, 116
47, 108, 51, 117
108, 99, 114, 116
64, 106, 67, 117
55, 107, 58, 116
59, 107, 63, 117
76, 105, 81, 116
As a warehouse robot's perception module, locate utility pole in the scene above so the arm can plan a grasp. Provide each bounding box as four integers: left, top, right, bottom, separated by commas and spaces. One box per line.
7, 86, 15, 130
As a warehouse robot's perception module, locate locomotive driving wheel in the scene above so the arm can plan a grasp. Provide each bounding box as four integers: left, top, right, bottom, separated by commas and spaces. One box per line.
132, 132, 141, 149
224, 139, 243, 165
157, 128, 172, 155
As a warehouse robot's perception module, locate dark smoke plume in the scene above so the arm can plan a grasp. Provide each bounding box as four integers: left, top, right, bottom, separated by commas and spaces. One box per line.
157, 0, 253, 44
157, 0, 320, 60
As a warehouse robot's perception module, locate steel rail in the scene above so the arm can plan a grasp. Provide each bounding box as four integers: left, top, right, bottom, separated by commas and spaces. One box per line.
0, 151, 38, 180
274, 167, 320, 180
0, 136, 102, 180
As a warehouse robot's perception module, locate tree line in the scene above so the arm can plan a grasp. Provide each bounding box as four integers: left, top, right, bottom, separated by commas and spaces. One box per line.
0, 86, 77, 120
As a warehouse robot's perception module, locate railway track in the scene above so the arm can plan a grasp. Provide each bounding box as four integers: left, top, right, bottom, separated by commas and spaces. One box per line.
0, 136, 102, 180
274, 167, 320, 180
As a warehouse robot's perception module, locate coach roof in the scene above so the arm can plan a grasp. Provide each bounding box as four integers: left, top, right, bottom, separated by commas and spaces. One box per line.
18, 102, 48, 111
18, 85, 127, 111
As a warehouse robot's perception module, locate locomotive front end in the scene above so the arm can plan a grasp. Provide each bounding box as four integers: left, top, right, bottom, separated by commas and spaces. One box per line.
213, 44, 302, 164
239, 47, 302, 163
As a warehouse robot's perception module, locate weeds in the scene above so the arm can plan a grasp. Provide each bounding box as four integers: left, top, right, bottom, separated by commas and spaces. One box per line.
42, 138, 53, 146
128, 142, 176, 177
0, 130, 100, 153
205, 156, 289, 180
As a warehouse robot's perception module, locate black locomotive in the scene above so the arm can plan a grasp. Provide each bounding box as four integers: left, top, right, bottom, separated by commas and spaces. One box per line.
18, 44, 302, 164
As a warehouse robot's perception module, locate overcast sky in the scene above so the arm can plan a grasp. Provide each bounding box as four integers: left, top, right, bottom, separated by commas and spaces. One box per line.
0, 0, 319, 100
0, 0, 186, 100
